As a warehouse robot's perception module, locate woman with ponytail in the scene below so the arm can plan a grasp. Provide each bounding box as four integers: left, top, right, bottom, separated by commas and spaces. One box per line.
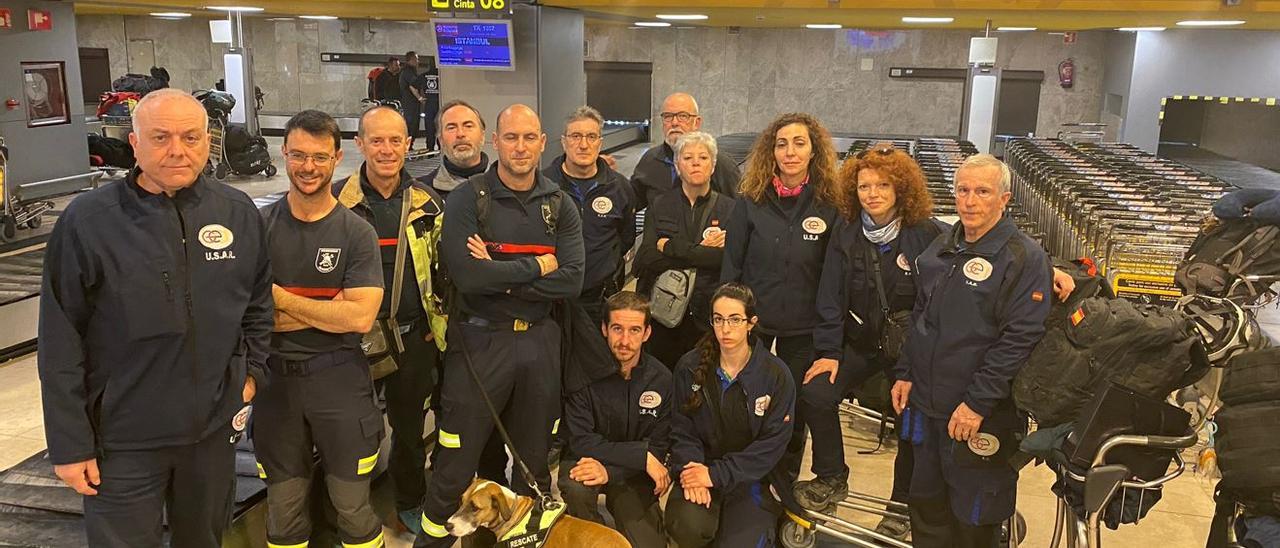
664, 283, 796, 547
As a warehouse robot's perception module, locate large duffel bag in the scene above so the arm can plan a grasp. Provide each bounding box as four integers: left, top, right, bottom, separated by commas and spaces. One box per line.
1014, 295, 1210, 428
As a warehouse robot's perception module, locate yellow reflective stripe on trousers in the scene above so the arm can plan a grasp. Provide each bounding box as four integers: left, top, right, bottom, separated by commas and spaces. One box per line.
342, 531, 385, 548
357, 450, 379, 475
421, 514, 449, 538
438, 429, 461, 449
256, 462, 267, 479
267, 542, 308, 548
551, 419, 560, 435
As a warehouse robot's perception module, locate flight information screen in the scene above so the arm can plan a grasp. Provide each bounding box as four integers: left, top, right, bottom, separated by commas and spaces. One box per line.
434, 20, 515, 70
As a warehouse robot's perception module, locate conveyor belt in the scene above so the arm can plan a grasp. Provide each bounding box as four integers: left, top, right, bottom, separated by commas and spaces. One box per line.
0, 249, 43, 307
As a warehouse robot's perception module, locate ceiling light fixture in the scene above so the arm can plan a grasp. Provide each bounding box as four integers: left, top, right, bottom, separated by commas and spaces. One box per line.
635, 21, 671, 27
266, 17, 295, 21
806, 23, 842, 29
1176, 20, 1245, 27
902, 16, 954, 24
150, 11, 191, 17
207, 5, 264, 12
1117, 26, 1166, 31
656, 14, 707, 21
997, 26, 1037, 31
300, 15, 338, 20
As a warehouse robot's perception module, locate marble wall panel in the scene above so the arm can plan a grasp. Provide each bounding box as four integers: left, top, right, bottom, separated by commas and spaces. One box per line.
584, 23, 1105, 143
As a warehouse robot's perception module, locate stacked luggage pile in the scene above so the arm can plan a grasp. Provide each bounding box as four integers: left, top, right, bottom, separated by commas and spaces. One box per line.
1005, 138, 1234, 305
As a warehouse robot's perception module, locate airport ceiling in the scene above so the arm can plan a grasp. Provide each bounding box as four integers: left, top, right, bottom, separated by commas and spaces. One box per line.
74, 0, 1280, 30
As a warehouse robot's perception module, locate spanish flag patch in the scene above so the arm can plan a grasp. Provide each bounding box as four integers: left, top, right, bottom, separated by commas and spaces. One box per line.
1070, 307, 1086, 326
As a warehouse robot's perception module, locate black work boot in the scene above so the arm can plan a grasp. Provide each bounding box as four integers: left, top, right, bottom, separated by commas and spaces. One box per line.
793, 474, 850, 512
875, 514, 911, 540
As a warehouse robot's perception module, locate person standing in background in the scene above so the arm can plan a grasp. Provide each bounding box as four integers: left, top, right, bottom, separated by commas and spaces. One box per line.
399, 51, 425, 151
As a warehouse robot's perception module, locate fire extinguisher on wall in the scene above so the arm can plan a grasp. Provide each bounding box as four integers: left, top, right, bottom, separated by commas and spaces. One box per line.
1058, 58, 1075, 89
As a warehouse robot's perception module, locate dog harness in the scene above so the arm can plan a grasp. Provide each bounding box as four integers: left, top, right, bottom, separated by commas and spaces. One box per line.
497, 499, 566, 548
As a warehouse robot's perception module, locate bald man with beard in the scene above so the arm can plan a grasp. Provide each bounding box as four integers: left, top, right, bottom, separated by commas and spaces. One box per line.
38, 88, 272, 547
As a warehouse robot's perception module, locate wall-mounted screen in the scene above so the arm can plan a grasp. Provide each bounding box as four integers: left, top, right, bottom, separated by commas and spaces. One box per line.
433, 19, 515, 71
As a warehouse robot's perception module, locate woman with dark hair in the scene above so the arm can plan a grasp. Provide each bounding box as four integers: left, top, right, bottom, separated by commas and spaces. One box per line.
720, 113, 841, 487
664, 283, 796, 547
795, 143, 942, 537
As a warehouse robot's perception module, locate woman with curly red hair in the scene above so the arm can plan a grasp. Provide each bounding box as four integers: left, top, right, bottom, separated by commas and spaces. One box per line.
794, 144, 942, 537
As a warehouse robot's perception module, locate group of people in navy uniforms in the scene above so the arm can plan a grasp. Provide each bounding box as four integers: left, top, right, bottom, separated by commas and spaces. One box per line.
40, 87, 1066, 548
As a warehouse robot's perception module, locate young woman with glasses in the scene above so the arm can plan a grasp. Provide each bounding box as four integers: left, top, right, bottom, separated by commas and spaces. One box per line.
664, 283, 796, 547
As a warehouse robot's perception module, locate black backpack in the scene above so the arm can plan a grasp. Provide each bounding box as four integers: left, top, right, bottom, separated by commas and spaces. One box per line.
87, 134, 135, 168
1176, 217, 1280, 304
1014, 294, 1210, 428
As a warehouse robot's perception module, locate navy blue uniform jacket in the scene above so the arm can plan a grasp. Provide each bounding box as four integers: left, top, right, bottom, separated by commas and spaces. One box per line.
440, 166, 585, 323
720, 186, 839, 337
895, 216, 1052, 419
633, 189, 735, 325
631, 142, 740, 211
813, 217, 943, 361
542, 156, 636, 292
38, 170, 273, 465
669, 340, 796, 494
563, 352, 672, 482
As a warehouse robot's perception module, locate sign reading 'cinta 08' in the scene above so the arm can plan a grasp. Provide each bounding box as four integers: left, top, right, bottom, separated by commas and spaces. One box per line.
428, 0, 508, 16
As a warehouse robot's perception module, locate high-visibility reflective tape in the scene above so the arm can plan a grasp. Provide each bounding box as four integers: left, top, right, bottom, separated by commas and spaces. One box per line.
257, 462, 267, 479
357, 451, 379, 475
422, 515, 449, 538
439, 430, 461, 449
551, 419, 560, 435
267, 542, 308, 548
342, 531, 385, 548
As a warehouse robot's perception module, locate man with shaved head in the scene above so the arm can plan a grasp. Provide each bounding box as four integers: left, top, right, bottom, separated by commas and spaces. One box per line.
332, 105, 447, 534
631, 92, 740, 210
415, 103, 584, 547
38, 88, 273, 547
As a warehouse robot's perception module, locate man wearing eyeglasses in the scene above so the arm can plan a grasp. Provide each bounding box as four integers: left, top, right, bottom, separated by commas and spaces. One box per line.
631, 92, 740, 211
542, 105, 636, 323
890, 154, 1051, 548
334, 105, 448, 534
257, 109, 387, 548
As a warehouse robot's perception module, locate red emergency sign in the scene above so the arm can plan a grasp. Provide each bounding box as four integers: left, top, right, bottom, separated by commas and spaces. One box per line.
0, 9, 12, 29
28, 9, 52, 31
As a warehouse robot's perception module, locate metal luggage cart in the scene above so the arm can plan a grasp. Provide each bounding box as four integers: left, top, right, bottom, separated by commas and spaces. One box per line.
0, 136, 100, 242
206, 114, 277, 181
1048, 293, 1264, 548
778, 401, 1027, 548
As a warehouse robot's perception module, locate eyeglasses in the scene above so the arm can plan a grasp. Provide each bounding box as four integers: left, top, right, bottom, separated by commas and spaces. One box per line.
563, 133, 602, 144
855, 146, 896, 159
660, 112, 698, 123
285, 151, 334, 165
710, 315, 749, 328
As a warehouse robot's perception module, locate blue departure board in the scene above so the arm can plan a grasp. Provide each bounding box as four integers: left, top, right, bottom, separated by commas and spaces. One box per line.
433, 20, 515, 71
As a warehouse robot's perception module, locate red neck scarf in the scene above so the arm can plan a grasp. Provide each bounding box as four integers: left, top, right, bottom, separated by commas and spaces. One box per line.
772, 175, 809, 198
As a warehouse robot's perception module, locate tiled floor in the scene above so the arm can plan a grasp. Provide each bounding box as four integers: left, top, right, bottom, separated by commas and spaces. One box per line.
3, 138, 1273, 547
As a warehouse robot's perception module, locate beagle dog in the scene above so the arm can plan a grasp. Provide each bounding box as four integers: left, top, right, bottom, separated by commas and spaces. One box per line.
447, 478, 630, 548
